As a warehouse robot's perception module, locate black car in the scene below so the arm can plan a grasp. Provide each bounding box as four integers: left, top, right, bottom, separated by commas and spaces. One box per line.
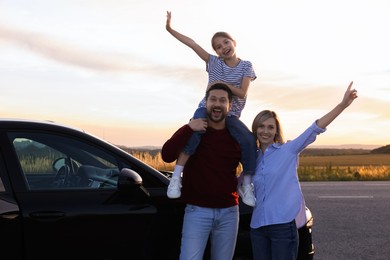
0, 119, 313, 260
0, 118, 254, 259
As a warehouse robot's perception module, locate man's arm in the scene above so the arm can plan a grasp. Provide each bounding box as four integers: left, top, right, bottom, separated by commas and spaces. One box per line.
161, 119, 207, 163
161, 125, 192, 163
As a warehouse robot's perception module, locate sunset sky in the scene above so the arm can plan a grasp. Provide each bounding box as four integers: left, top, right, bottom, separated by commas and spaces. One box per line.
1, 0, 389, 148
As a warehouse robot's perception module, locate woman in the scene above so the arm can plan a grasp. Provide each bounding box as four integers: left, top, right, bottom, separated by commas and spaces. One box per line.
250, 82, 358, 259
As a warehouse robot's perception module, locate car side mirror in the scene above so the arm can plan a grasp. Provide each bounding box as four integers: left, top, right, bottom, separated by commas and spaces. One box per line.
118, 168, 150, 199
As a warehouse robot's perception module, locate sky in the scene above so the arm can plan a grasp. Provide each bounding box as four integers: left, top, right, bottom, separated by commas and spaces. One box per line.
1, 0, 389, 148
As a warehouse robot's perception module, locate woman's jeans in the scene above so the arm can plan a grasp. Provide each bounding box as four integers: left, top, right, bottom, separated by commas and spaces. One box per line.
250, 220, 298, 260
183, 107, 256, 175
180, 204, 239, 260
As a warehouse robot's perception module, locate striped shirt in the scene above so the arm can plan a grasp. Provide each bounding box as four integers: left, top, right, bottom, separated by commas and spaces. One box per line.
198, 55, 257, 118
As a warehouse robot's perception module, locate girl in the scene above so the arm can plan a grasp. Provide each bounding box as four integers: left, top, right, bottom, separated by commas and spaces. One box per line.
165, 11, 257, 206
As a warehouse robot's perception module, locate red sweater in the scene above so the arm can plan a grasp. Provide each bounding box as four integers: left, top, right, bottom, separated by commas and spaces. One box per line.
161, 124, 241, 208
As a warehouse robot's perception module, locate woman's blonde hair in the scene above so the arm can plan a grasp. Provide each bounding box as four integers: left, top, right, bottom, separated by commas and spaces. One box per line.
251, 110, 285, 147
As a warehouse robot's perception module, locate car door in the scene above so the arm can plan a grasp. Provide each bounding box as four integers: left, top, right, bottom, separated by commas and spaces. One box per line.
2, 129, 181, 260
0, 150, 23, 260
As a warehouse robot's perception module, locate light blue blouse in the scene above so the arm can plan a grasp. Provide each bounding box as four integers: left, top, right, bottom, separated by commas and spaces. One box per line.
250, 121, 326, 229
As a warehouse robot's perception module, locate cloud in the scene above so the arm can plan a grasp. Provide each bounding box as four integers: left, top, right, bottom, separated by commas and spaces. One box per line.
248, 81, 390, 120
0, 23, 212, 87
0, 24, 142, 72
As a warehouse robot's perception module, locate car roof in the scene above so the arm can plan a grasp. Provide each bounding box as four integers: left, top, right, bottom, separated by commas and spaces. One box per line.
0, 118, 117, 149
0, 118, 138, 155
0, 118, 85, 132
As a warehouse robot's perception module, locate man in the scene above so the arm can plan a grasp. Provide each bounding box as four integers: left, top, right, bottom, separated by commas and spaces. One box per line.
162, 83, 243, 260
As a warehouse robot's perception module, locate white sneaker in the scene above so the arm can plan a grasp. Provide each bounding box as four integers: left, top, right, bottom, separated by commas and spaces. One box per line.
167, 177, 182, 199
238, 183, 256, 207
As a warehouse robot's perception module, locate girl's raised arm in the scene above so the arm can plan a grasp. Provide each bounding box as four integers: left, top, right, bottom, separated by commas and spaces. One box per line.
166, 11, 209, 62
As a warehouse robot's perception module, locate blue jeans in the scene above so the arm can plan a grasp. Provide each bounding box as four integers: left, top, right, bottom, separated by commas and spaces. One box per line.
183, 107, 256, 175
180, 204, 239, 260
250, 220, 298, 260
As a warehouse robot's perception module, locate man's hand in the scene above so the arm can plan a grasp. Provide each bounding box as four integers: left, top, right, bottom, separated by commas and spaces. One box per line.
188, 118, 207, 131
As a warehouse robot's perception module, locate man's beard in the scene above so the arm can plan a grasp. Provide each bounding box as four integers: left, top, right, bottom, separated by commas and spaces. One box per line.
207, 106, 227, 123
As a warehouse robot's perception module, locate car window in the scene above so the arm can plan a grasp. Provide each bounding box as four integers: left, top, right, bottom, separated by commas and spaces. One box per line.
8, 132, 121, 191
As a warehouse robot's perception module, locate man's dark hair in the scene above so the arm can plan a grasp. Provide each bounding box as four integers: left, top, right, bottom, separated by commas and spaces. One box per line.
206, 83, 233, 102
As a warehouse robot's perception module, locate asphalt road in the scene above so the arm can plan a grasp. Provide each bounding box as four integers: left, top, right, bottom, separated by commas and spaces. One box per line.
301, 181, 390, 260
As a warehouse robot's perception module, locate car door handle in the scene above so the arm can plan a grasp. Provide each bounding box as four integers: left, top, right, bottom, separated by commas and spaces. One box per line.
0, 212, 19, 220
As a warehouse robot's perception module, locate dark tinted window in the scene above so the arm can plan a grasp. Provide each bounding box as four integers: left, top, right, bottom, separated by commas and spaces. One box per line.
8, 132, 120, 190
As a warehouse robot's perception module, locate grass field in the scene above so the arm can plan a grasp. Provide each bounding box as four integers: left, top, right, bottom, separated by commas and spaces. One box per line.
130, 151, 390, 181
299, 154, 390, 166
297, 154, 390, 181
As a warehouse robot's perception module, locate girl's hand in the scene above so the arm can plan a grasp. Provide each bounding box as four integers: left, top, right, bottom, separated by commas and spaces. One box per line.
166, 11, 172, 31
188, 118, 208, 131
